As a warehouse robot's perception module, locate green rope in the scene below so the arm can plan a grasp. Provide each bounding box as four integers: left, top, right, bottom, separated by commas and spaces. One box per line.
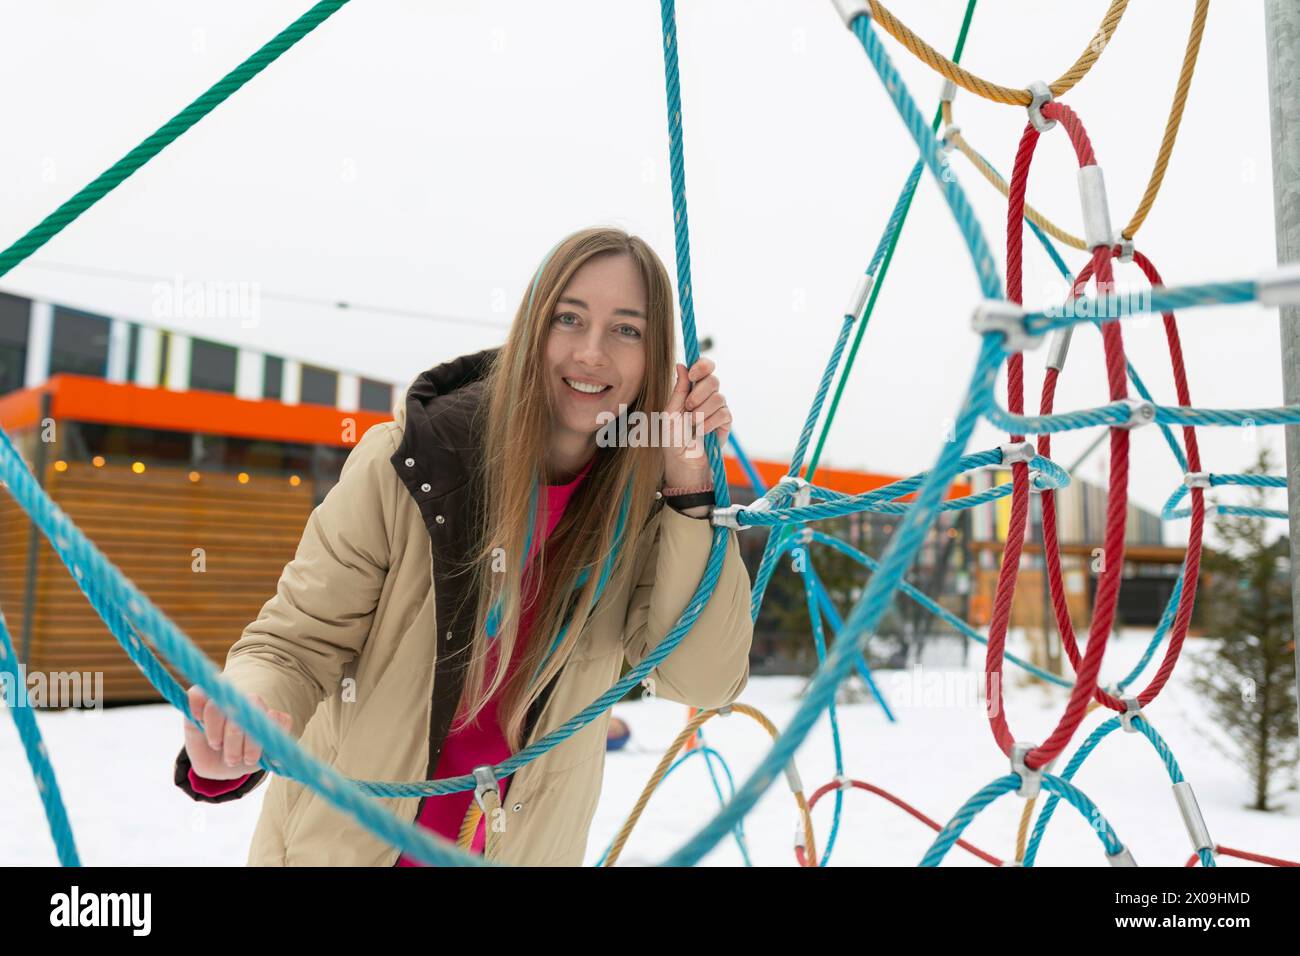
0, 0, 352, 281
805, 0, 978, 484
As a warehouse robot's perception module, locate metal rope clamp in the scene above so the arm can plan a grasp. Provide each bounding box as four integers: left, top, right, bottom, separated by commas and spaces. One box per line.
1010, 741, 1043, 799
1000, 440, 1036, 468
1114, 233, 1135, 264
941, 125, 961, 155
1117, 397, 1156, 429
972, 300, 1043, 353
1107, 845, 1138, 867
1172, 781, 1214, 856
1046, 326, 1074, 373
1077, 165, 1115, 251
788, 475, 812, 511
784, 762, 804, 795
830, 0, 871, 28
1184, 471, 1212, 489
845, 272, 874, 323
769, 476, 811, 512
1026, 80, 1056, 133
1118, 695, 1142, 733
713, 493, 770, 530
834, 772, 853, 792
472, 765, 499, 814
1256, 263, 1300, 307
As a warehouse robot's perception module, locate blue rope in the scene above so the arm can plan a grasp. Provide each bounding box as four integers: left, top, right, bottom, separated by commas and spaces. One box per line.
728, 432, 895, 719
800, 553, 848, 865
691, 726, 755, 866
4, 0, 1289, 868
593, 744, 752, 867
0, 611, 80, 865
921, 772, 1124, 866
1016, 188, 1189, 473
1217, 505, 1289, 519
719, 448, 1068, 529
1022, 714, 1215, 867
809, 531, 1072, 688
1163, 473, 1289, 520
1023, 281, 1259, 336
803, 559, 898, 721
657, 0, 729, 502
664, 7, 1009, 866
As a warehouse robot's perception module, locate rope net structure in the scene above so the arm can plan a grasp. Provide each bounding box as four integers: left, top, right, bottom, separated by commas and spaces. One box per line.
2, 0, 1299, 867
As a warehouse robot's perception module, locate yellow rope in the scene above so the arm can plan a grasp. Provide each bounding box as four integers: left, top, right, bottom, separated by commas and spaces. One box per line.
1014, 792, 1038, 862
601, 703, 817, 866
868, 0, 1130, 106
457, 785, 505, 857
1014, 698, 1106, 863
942, 100, 1090, 251
942, 0, 1210, 248
457, 803, 480, 850
1119, 0, 1208, 239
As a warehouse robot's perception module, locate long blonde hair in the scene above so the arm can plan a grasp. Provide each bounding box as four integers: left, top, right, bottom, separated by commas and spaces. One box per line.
452, 226, 676, 749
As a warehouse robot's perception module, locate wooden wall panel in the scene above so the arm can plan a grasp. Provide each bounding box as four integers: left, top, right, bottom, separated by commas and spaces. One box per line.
1, 462, 314, 703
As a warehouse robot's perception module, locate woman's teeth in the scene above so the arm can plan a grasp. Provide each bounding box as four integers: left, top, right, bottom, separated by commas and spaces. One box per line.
564, 378, 611, 395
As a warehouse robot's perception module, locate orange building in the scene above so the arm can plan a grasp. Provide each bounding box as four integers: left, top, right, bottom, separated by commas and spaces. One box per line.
0, 289, 976, 702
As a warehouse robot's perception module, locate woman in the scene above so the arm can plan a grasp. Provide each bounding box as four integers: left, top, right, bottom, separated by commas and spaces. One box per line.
173, 226, 755, 866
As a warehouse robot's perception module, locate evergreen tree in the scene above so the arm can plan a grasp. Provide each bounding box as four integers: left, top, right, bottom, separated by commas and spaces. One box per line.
1191, 448, 1298, 811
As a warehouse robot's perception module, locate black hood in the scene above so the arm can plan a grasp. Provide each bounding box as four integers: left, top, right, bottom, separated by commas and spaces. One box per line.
390, 345, 500, 507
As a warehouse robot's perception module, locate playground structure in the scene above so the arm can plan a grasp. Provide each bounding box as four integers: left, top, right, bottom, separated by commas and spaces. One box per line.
3, 0, 1300, 866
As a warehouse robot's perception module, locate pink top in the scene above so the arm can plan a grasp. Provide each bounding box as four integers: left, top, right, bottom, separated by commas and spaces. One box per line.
187, 454, 596, 864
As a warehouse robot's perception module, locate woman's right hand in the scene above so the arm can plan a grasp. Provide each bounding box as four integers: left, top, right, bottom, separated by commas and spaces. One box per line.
183, 684, 292, 780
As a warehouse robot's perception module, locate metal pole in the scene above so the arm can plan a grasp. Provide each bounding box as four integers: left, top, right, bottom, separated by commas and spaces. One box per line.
1265, 0, 1300, 728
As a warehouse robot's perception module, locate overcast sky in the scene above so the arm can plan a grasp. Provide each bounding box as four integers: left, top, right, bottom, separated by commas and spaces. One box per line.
0, 1, 1290, 543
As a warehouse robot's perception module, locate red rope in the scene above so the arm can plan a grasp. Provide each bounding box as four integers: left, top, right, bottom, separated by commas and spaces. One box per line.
1126, 250, 1206, 705
986, 101, 1129, 770
797, 779, 1004, 867
1038, 247, 1207, 713
1184, 845, 1300, 867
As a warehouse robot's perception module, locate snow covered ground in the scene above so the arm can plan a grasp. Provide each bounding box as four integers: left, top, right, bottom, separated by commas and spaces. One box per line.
3, 629, 1297, 867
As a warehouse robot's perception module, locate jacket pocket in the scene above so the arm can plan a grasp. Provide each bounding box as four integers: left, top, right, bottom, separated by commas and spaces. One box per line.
278, 739, 340, 852
528, 651, 620, 773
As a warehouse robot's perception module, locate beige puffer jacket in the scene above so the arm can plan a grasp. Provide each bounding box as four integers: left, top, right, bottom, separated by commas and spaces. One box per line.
173, 348, 754, 866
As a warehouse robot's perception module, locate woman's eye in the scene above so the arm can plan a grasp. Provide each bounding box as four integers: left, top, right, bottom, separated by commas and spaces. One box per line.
554, 312, 578, 326
617, 325, 643, 339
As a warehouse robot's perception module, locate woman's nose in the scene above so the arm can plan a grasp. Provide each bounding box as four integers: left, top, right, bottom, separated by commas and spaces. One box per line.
574, 331, 609, 366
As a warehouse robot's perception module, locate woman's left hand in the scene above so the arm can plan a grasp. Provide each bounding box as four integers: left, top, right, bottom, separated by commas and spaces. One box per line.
662, 356, 732, 489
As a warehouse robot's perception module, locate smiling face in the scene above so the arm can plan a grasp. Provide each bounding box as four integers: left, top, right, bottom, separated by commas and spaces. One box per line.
544, 252, 648, 452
